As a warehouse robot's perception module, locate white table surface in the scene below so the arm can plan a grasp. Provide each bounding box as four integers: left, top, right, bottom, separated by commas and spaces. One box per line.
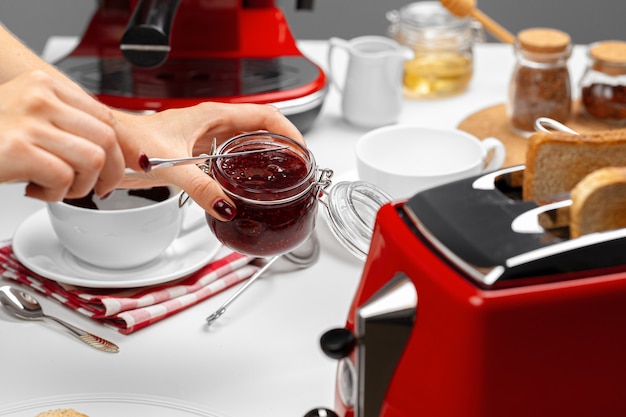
0, 39, 588, 415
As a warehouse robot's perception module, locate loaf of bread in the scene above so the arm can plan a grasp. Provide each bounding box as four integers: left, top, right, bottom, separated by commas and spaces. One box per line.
570, 167, 626, 238
35, 409, 88, 417
523, 129, 626, 203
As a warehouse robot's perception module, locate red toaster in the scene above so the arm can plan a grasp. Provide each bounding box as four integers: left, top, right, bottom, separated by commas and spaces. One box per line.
310, 165, 626, 417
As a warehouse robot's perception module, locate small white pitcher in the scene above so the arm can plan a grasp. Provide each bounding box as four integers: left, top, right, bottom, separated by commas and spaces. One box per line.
328, 36, 414, 128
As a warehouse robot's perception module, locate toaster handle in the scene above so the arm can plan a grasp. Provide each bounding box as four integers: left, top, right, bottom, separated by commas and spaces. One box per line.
320, 328, 357, 360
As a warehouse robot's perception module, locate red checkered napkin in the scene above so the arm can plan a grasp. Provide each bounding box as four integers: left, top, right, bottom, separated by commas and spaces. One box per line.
0, 244, 258, 334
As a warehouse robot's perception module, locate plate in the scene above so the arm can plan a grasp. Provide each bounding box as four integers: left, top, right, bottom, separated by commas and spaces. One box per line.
11, 205, 221, 288
0, 393, 227, 417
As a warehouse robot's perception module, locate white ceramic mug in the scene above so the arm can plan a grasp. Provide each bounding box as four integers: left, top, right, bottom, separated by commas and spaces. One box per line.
328, 36, 414, 128
356, 125, 507, 199
47, 185, 200, 269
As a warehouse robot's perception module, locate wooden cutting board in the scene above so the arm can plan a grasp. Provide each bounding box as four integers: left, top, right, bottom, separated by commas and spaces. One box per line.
457, 102, 619, 167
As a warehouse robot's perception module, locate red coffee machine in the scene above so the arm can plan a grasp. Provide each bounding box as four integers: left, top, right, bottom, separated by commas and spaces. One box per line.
311, 165, 626, 417
54, 0, 327, 132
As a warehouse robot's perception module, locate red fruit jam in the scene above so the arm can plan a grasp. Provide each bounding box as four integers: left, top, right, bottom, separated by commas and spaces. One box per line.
206, 133, 318, 257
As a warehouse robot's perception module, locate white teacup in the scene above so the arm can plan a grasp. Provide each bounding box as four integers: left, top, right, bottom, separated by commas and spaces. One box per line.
356, 125, 506, 200
47, 185, 196, 269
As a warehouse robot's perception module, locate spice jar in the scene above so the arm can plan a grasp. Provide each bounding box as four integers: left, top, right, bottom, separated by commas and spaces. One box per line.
206, 132, 332, 257
386, 1, 483, 98
580, 40, 626, 125
508, 28, 572, 135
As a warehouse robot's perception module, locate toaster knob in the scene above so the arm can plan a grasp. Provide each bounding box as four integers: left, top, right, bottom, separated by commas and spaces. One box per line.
320, 328, 356, 359
304, 408, 340, 417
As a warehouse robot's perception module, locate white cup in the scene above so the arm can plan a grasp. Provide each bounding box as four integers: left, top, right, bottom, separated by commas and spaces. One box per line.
356, 125, 506, 200
47, 185, 198, 269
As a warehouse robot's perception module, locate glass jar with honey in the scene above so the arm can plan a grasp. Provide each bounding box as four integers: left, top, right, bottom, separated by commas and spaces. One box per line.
386, 1, 483, 98
580, 40, 626, 125
508, 28, 572, 135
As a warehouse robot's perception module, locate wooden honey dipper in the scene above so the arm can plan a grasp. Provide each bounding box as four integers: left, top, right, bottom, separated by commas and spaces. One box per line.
439, 0, 516, 44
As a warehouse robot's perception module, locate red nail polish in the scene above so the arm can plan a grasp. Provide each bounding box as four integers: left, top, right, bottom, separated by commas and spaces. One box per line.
138, 152, 151, 172
213, 198, 237, 221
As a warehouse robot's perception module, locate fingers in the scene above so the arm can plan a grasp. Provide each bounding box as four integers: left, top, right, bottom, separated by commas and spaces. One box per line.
15, 147, 75, 202
0, 71, 126, 199
33, 73, 125, 196
234, 104, 304, 144
191, 102, 305, 151
153, 164, 237, 222
24, 122, 111, 198
48, 100, 123, 196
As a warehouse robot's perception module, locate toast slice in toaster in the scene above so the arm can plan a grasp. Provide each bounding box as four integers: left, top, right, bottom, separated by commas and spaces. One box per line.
570, 166, 626, 238
523, 130, 626, 203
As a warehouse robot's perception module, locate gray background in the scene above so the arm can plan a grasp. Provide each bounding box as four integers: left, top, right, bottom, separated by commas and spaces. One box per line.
1, 0, 626, 55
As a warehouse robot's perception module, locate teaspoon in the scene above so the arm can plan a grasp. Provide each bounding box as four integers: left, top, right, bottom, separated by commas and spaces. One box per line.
205, 231, 321, 325
534, 117, 580, 135
0, 285, 119, 353
148, 145, 289, 169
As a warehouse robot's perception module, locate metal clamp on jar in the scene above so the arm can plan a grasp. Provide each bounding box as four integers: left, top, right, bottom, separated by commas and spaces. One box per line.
386, 1, 484, 98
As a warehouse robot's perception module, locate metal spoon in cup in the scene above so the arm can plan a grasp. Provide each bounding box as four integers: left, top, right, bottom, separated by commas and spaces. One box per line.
0, 285, 119, 353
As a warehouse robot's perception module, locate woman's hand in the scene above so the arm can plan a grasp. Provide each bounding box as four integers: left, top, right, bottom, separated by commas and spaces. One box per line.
114, 102, 304, 220
0, 71, 145, 201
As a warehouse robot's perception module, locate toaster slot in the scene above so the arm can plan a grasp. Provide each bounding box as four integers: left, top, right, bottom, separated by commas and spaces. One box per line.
472, 165, 525, 200
492, 165, 524, 200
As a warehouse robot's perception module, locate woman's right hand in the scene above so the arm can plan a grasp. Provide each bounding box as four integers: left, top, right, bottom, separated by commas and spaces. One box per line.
0, 71, 141, 201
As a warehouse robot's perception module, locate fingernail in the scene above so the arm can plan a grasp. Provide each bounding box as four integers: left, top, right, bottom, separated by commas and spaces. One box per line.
99, 191, 113, 200
213, 198, 237, 221
138, 151, 151, 172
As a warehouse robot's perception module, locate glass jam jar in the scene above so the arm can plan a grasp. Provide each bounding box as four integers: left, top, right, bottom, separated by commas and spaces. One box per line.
386, 1, 483, 98
206, 132, 332, 257
508, 28, 572, 135
580, 40, 626, 125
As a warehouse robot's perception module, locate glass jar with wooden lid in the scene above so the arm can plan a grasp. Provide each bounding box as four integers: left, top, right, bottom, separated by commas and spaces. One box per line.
508, 28, 572, 135
580, 40, 626, 125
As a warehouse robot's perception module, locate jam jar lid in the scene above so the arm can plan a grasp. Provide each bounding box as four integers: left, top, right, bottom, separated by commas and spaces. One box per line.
320, 181, 393, 261
590, 40, 626, 64
588, 40, 626, 75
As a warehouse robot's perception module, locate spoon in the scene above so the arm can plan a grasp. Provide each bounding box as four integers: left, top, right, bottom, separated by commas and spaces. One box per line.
534, 117, 580, 135
148, 145, 288, 169
439, 0, 515, 44
0, 285, 119, 353
205, 231, 321, 325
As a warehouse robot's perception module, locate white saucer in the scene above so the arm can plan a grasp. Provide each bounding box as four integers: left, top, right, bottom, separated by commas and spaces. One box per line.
0, 393, 227, 417
12, 205, 221, 289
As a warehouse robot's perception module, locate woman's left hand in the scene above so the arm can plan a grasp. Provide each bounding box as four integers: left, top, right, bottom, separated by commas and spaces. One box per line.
114, 102, 304, 220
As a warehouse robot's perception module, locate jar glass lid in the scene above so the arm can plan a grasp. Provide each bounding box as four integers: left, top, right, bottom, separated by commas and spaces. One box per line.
400, 1, 470, 30
320, 181, 393, 261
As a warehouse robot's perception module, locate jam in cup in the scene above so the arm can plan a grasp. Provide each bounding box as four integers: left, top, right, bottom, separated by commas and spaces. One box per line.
207, 132, 332, 257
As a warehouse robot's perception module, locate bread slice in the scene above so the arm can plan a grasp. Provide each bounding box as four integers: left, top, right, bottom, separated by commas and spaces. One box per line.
523, 130, 626, 203
35, 409, 88, 417
570, 167, 626, 238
